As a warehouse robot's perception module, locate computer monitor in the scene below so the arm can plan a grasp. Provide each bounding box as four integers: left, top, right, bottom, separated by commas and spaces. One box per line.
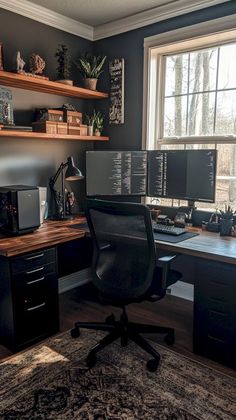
86, 151, 147, 196
147, 149, 217, 204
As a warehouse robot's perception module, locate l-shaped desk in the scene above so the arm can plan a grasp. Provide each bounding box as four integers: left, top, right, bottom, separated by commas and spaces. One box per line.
0, 217, 235, 369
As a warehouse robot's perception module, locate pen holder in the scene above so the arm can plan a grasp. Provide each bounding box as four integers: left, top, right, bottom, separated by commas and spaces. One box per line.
220, 218, 233, 236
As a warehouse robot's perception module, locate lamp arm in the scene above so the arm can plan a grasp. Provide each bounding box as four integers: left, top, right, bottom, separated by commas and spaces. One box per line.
49, 162, 68, 217
49, 162, 67, 188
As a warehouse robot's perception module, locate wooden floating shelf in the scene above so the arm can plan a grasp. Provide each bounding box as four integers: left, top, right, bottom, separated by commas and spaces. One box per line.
0, 71, 108, 99
0, 130, 109, 141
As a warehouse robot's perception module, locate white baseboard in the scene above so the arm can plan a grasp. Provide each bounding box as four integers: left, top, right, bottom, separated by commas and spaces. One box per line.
59, 268, 92, 294
169, 281, 194, 301
59, 271, 193, 301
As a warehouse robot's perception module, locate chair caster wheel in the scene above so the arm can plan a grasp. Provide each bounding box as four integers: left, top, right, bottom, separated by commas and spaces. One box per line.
147, 357, 160, 372
86, 352, 97, 368
71, 327, 80, 338
106, 314, 116, 324
165, 331, 175, 345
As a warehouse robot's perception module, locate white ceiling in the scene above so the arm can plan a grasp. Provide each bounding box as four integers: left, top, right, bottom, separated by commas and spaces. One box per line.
0, 0, 230, 40
28, 0, 174, 26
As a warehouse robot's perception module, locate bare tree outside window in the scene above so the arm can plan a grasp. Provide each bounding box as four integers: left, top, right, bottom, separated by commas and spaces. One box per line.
159, 42, 236, 210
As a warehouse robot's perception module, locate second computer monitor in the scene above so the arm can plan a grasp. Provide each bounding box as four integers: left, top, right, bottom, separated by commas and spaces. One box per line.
148, 149, 217, 203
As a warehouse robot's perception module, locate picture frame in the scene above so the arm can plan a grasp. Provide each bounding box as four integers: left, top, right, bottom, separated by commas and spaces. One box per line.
0, 43, 4, 71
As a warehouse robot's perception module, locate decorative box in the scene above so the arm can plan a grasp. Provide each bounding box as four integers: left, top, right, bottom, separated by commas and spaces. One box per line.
63, 110, 82, 124
57, 122, 67, 134
67, 123, 81, 135
32, 121, 57, 134
67, 123, 87, 136
35, 109, 64, 122
32, 121, 67, 134
47, 110, 64, 122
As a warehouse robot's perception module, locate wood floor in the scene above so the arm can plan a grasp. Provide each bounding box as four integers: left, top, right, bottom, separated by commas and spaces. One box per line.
1, 284, 235, 378
60, 284, 236, 378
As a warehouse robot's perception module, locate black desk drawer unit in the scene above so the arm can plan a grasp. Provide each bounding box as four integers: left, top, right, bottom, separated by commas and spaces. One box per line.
193, 259, 236, 369
0, 247, 59, 351
11, 248, 56, 273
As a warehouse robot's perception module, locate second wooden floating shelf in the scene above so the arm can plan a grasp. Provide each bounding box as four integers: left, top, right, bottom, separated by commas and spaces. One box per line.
0, 130, 109, 141
0, 71, 108, 99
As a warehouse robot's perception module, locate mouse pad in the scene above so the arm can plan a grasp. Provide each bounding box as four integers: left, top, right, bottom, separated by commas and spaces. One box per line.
69, 224, 199, 243
154, 231, 199, 243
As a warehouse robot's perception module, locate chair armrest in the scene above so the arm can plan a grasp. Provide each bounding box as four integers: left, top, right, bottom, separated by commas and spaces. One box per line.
157, 254, 178, 265
157, 254, 178, 289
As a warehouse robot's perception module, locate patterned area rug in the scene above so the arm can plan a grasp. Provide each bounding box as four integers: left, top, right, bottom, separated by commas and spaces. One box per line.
0, 330, 235, 419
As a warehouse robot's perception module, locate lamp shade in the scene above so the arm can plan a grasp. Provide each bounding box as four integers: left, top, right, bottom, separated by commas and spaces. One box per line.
65, 156, 84, 181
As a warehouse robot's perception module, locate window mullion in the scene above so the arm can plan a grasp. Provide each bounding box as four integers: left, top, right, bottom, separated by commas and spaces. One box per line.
213, 47, 220, 134
158, 55, 166, 145
185, 53, 191, 136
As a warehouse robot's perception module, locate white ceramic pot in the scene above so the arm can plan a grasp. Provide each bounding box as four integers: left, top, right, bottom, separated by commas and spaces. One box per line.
87, 125, 93, 136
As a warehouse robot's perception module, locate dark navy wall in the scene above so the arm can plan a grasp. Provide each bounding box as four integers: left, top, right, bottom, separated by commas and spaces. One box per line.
94, 1, 236, 151
1, 2, 236, 209
0, 8, 94, 211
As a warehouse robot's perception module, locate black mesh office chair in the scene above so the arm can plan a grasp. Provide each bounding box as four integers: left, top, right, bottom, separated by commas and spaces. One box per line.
71, 199, 182, 371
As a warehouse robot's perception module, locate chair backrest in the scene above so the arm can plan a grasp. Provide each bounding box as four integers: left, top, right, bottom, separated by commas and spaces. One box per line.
86, 199, 157, 300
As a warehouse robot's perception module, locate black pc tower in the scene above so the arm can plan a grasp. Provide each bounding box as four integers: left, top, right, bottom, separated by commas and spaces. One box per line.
0, 185, 40, 235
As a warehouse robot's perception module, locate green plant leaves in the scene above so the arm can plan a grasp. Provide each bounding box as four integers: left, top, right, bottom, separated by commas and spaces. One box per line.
75, 53, 106, 79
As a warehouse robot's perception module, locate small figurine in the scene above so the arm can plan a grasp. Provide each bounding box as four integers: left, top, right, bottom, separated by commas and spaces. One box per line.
66, 191, 75, 217
29, 53, 45, 75
16, 51, 25, 73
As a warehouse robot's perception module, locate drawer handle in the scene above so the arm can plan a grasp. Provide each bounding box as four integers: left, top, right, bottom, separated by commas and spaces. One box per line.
26, 276, 45, 285
25, 253, 44, 261
207, 334, 225, 343
26, 267, 44, 275
27, 302, 46, 311
209, 309, 227, 317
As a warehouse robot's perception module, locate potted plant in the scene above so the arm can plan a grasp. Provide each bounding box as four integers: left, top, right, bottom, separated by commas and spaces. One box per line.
86, 113, 94, 136
93, 110, 104, 136
55, 44, 73, 85
75, 53, 106, 90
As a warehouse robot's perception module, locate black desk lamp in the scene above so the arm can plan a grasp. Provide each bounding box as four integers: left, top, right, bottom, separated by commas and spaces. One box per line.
49, 156, 84, 220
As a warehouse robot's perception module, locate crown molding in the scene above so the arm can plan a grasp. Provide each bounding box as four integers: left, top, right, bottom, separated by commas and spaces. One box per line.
93, 0, 230, 40
0, 0, 94, 41
144, 13, 236, 48
0, 0, 231, 41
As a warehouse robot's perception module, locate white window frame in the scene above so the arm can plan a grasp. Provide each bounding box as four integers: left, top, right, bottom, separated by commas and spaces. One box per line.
142, 14, 236, 150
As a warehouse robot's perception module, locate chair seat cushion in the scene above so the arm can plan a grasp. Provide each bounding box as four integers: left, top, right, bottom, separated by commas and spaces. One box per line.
98, 266, 182, 307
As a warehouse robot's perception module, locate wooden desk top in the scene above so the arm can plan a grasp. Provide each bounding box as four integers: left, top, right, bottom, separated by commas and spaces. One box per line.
1, 219, 236, 264
0, 217, 87, 257
156, 229, 236, 265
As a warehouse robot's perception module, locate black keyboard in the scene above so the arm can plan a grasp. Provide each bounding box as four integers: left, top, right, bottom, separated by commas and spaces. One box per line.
153, 224, 186, 236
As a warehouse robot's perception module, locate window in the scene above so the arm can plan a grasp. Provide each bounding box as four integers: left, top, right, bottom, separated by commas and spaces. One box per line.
144, 20, 236, 210
164, 44, 236, 138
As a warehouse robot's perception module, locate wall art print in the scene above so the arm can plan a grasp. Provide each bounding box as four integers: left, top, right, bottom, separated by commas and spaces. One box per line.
109, 58, 124, 124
